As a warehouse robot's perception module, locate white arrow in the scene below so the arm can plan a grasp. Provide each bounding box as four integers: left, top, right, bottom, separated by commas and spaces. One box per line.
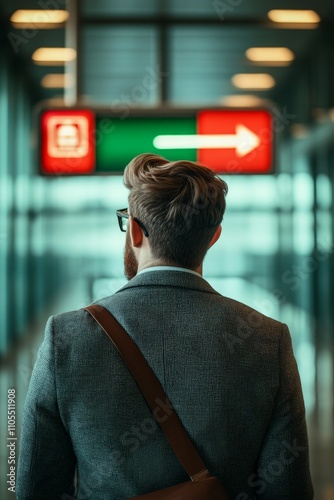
153, 125, 261, 157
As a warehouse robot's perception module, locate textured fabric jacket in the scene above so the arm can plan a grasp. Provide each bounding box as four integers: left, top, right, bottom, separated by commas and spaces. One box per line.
17, 270, 314, 499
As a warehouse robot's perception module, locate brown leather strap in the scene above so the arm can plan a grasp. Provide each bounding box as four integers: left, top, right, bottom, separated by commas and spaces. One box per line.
84, 304, 210, 482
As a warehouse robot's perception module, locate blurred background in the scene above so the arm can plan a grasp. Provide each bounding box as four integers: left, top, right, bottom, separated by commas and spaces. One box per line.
0, 0, 334, 498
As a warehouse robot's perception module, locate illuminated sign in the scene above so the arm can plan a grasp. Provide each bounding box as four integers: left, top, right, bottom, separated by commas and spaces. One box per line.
40, 108, 274, 175
197, 110, 272, 173
41, 109, 95, 174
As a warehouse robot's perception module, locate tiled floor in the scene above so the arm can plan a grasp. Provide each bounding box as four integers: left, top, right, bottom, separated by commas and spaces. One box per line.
1, 283, 333, 499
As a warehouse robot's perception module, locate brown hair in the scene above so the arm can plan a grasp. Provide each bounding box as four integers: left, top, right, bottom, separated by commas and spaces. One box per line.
123, 153, 228, 268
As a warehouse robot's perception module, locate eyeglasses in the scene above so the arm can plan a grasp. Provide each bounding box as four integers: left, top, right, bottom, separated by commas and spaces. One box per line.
116, 208, 149, 237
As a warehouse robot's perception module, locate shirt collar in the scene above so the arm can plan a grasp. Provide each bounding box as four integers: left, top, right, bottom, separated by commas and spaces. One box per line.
137, 265, 202, 279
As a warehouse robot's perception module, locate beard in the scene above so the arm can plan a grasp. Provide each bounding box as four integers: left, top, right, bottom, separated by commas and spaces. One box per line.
124, 230, 138, 280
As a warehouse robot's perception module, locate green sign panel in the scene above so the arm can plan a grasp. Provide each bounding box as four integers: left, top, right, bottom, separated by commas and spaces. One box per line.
96, 117, 197, 172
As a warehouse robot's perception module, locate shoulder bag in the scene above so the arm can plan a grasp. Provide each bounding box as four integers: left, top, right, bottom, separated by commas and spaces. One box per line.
84, 304, 230, 500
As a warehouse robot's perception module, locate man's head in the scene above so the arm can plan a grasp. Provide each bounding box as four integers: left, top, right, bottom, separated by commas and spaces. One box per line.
123, 153, 228, 278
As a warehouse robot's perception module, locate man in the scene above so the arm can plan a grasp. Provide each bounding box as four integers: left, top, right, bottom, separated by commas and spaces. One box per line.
17, 153, 313, 499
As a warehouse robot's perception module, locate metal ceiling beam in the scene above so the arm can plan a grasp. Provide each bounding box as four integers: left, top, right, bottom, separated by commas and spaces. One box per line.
81, 15, 334, 32
158, 24, 168, 103
65, 0, 81, 106
81, 16, 330, 28
81, 16, 272, 27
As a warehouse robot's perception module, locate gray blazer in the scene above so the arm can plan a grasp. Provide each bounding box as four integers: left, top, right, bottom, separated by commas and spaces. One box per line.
17, 270, 313, 499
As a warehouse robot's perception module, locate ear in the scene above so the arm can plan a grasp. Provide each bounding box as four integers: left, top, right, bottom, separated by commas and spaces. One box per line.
129, 216, 144, 248
208, 225, 222, 249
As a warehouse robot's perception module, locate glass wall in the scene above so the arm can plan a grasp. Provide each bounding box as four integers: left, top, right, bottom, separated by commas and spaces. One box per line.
0, 45, 35, 354
0, 44, 83, 358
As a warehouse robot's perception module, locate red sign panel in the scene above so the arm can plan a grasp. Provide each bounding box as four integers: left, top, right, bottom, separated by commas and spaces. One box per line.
197, 110, 273, 174
41, 110, 95, 175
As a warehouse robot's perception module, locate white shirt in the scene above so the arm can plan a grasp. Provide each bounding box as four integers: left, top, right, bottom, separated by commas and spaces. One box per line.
137, 265, 202, 279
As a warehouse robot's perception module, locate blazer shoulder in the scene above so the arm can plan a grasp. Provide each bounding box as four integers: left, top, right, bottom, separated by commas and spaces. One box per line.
48, 292, 123, 333
47, 307, 97, 345
52, 307, 88, 327
223, 295, 285, 342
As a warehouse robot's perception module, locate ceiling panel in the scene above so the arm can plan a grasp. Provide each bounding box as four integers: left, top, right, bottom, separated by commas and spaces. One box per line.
169, 26, 317, 56
81, 0, 334, 20
166, 0, 333, 19
82, 0, 162, 16
168, 24, 319, 102
82, 26, 158, 103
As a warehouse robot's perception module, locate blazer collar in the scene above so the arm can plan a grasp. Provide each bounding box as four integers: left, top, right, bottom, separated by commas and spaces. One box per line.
116, 269, 220, 296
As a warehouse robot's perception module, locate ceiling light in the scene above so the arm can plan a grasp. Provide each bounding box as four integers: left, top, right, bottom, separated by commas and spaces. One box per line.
268, 10, 320, 24
10, 10, 68, 29
246, 47, 295, 64
32, 48, 76, 65
41, 74, 73, 88
231, 74, 276, 90
220, 95, 268, 107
